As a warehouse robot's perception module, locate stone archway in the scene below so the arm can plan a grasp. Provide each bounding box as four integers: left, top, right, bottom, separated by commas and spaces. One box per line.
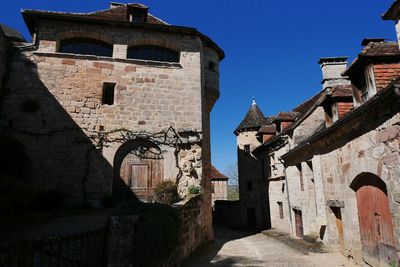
112, 138, 164, 202
350, 172, 396, 266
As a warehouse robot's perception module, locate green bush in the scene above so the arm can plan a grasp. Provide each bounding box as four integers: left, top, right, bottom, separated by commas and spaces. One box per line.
118, 201, 180, 266
188, 185, 201, 195
0, 175, 33, 215
154, 181, 180, 205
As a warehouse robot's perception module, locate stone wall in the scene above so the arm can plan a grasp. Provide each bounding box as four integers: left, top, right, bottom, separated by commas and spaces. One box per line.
318, 108, 400, 263
237, 130, 269, 229
0, 19, 213, 204
267, 143, 292, 234
170, 194, 210, 265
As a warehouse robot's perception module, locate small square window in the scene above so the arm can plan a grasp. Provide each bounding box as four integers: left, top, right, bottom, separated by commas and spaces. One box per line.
102, 83, 115, 105
244, 145, 250, 154
247, 181, 253, 191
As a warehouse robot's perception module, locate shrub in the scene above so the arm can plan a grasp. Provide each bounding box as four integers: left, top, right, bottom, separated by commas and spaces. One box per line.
188, 185, 201, 195
154, 181, 180, 205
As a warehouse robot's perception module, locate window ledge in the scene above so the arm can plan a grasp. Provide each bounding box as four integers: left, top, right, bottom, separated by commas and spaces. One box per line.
32, 52, 183, 69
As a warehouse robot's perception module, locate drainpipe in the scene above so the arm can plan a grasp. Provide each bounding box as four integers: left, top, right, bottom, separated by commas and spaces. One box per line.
280, 136, 294, 237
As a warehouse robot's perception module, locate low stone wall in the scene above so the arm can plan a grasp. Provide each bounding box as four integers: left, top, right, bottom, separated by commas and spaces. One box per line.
213, 200, 241, 229
167, 194, 209, 266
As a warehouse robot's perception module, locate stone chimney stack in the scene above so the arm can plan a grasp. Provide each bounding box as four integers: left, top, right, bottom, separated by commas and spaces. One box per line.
318, 57, 350, 89
382, 0, 400, 50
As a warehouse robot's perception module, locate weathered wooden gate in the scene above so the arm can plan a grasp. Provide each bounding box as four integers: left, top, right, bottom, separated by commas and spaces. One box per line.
294, 209, 304, 238
126, 159, 163, 201
352, 173, 396, 266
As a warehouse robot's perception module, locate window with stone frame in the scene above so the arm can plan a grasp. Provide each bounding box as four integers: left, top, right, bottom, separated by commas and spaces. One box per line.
244, 144, 251, 154
102, 83, 116, 105
127, 45, 180, 63
296, 163, 304, 191
247, 181, 253, 191
58, 38, 113, 57
278, 202, 284, 219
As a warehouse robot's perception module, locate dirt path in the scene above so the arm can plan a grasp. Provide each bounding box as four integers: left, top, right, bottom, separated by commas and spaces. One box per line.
183, 227, 359, 267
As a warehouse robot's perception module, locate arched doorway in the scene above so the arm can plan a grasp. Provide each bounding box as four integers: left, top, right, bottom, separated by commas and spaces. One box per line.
350, 173, 396, 266
113, 139, 164, 202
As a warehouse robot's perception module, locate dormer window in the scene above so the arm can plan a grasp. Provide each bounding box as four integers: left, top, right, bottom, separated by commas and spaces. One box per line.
127, 6, 148, 23
362, 65, 377, 102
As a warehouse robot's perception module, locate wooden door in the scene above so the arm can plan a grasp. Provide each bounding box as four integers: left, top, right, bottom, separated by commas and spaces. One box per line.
294, 209, 304, 238
356, 182, 396, 266
129, 162, 150, 200
332, 207, 345, 253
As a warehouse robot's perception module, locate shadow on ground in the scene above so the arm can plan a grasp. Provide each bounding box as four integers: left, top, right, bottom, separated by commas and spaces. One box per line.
182, 226, 263, 267
262, 229, 327, 255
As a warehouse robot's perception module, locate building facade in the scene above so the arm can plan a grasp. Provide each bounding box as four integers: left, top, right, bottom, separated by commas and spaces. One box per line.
0, 2, 224, 245
210, 165, 228, 205
236, 1, 400, 266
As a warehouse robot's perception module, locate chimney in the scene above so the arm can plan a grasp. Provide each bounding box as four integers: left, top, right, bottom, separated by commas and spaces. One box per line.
382, 1, 400, 50
318, 57, 350, 89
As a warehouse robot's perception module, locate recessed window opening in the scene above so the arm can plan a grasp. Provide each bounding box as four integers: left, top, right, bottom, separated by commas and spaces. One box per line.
102, 83, 116, 105
244, 145, 250, 154
278, 202, 284, 219
59, 38, 113, 57
209, 61, 216, 71
247, 181, 253, 191
127, 45, 180, 62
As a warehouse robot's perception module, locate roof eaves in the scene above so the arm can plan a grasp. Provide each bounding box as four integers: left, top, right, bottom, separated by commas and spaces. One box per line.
282, 76, 400, 161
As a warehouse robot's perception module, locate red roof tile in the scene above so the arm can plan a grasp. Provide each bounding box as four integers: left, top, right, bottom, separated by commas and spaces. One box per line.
210, 165, 228, 180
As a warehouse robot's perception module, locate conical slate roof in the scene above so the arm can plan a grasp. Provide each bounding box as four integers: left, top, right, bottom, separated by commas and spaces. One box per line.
235, 99, 268, 134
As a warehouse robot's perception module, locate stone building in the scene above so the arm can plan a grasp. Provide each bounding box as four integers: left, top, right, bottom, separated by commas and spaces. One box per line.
0, 1, 224, 248
234, 99, 271, 229
210, 165, 228, 205
236, 1, 400, 266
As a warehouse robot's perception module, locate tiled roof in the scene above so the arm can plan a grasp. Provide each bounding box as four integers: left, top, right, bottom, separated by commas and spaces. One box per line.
258, 125, 276, 134
22, 4, 167, 26
382, 0, 400, 20
210, 165, 228, 180
86, 4, 168, 25
344, 41, 400, 76
329, 84, 353, 98
0, 24, 26, 42
292, 89, 326, 115
275, 112, 299, 121
235, 102, 269, 134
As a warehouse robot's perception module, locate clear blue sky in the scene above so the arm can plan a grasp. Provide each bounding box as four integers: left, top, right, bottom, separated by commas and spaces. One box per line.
0, 0, 395, 175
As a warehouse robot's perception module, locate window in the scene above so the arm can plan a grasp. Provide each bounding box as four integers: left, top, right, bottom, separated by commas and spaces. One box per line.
59, 38, 113, 57
244, 145, 250, 154
102, 83, 115, 105
278, 202, 284, 219
247, 181, 253, 191
297, 163, 304, 191
127, 45, 180, 62
209, 61, 216, 71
